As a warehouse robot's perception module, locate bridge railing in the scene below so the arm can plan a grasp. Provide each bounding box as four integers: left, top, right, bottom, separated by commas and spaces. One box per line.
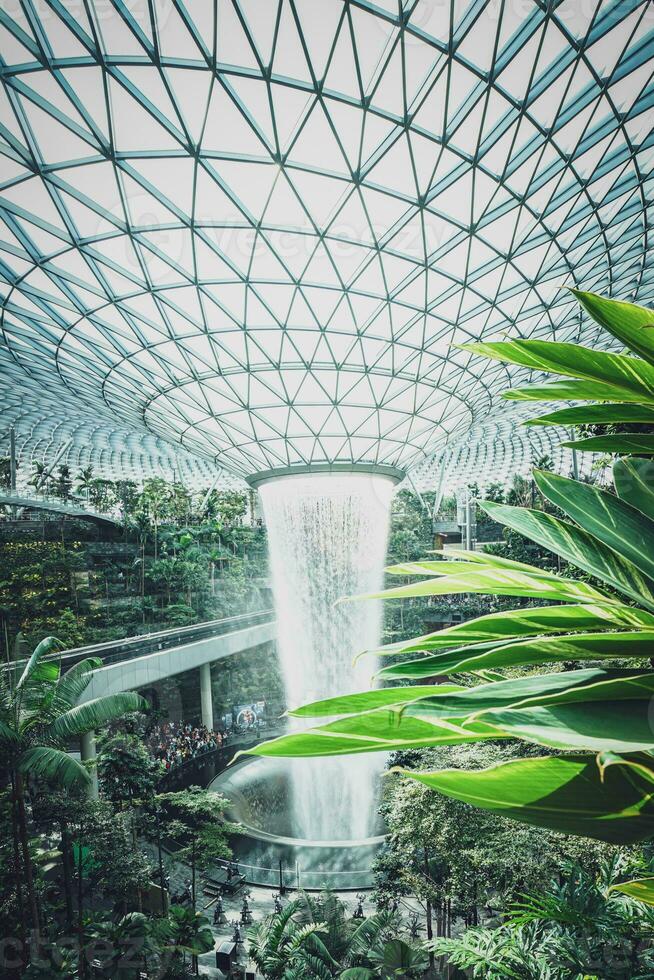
11, 609, 276, 672
0, 486, 117, 522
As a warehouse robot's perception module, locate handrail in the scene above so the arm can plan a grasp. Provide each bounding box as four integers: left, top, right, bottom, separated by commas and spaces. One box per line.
0, 486, 118, 522
11, 609, 276, 672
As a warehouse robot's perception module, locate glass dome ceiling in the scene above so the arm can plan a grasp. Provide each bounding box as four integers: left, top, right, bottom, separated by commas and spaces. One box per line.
0, 0, 652, 486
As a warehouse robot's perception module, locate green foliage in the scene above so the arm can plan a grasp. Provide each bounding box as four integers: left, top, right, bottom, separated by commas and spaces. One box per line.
0, 541, 88, 649
375, 743, 612, 928
431, 861, 654, 979
154, 904, 214, 970
247, 893, 420, 980
98, 732, 164, 805
157, 787, 231, 907
0, 477, 268, 651
0, 638, 145, 788
611, 877, 654, 906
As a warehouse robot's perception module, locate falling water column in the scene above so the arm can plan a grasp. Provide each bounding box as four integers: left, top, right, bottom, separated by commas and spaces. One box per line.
253, 467, 400, 843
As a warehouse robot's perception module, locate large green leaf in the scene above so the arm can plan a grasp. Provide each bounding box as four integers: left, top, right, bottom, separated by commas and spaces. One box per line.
19, 746, 90, 787
610, 878, 654, 906
51, 657, 103, 713
504, 379, 650, 403
245, 712, 502, 758
404, 668, 643, 720
15, 636, 61, 692
292, 670, 625, 721
385, 559, 504, 576
475, 701, 654, 754
388, 549, 545, 577
613, 457, 654, 519
345, 565, 611, 606
460, 671, 654, 754
0, 720, 19, 752
563, 434, 654, 454
397, 754, 654, 844
534, 469, 654, 589
526, 404, 654, 427
460, 339, 654, 401
571, 290, 654, 365
288, 685, 462, 719
250, 672, 649, 757
376, 631, 654, 680
368, 603, 654, 661
496, 669, 654, 709
480, 499, 654, 610
369, 938, 430, 974
44, 692, 146, 741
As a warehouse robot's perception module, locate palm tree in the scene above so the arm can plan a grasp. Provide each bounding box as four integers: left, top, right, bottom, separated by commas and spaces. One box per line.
248, 894, 410, 980
154, 905, 214, 977
140, 478, 172, 559
75, 466, 95, 502
88, 911, 155, 979
28, 461, 48, 493
0, 636, 145, 944
248, 899, 335, 979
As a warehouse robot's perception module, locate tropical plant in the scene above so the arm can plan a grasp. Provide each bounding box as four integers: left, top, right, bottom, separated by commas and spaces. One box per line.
29, 461, 49, 493
0, 637, 145, 943
86, 911, 154, 980
429, 922, 561, 979
366, 938, 429, 978
247, 899, 334, 980
75, 466, 95, 501
246, 290, 654, 858
154, 905, 214, 977
430, 860, 654, 979
156, 788, 231, 909
374, 741, 612, 943
0, 456, 13, 489
52, 465, 73, 502
248, 893, 422, 980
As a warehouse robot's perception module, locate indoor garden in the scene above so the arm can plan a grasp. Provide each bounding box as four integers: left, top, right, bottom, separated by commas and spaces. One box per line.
0, 1, 653, 978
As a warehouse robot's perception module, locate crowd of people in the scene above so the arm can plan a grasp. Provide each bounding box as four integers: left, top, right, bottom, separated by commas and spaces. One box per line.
149, 721, 227, 770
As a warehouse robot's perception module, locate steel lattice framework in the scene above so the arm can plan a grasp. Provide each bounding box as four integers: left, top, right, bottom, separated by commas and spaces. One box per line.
0, 0, 652, 489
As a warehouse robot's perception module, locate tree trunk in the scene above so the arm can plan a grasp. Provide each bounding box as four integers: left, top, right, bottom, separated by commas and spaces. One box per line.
60, 819, 74, 930
191, 838, 197, 910
9, 773, 26, 953
77, 817, 88, 980
14, 771, 41, 944
423, 848, 434, 972
156, 809, 167, 915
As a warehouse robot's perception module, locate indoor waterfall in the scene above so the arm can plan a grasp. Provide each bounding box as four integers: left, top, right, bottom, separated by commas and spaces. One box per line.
259, 472, 395, 842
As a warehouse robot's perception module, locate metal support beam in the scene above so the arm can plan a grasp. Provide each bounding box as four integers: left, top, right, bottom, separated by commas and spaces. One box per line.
199, 473, 220, 513
80, 730, 99, 799
200, 662, 213, 731
9, 427, 16, 491
432, 450, 448, 519
406, 471, 427, 513
34, 439, 72, 491
465, 495, 474, 551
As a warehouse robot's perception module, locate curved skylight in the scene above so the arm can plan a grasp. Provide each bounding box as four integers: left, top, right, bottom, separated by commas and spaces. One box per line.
0, 0, 652, 483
